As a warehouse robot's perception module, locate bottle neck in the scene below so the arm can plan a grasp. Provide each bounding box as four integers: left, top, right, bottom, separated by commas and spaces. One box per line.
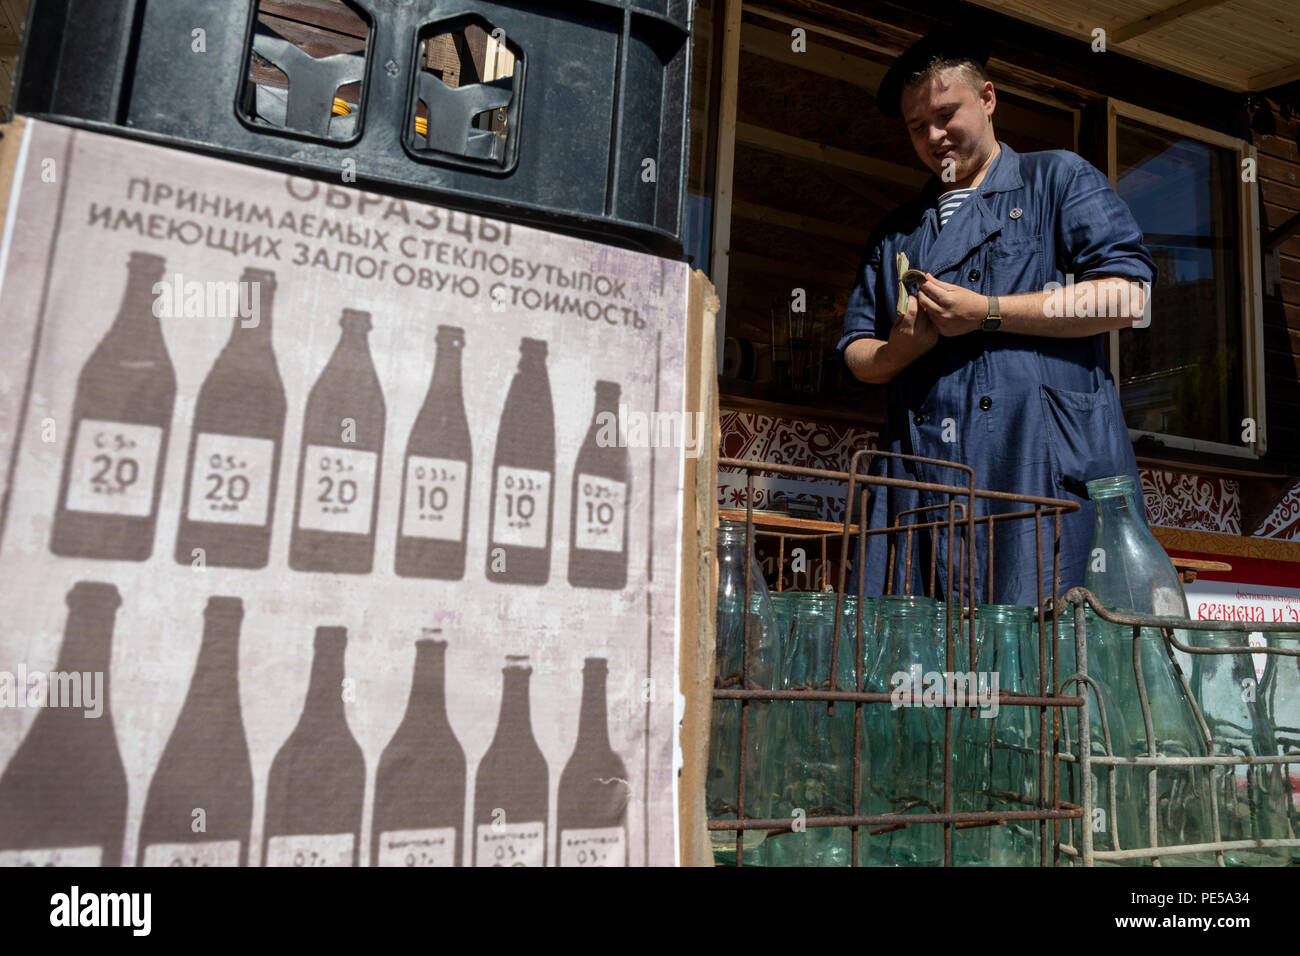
575, 666, 612, 751
494, 669, 534, 740
404, 641, 449, 724
190, 603, 242, 702
111, 261, 168, 345
301, 630, 347, 724
57, 596, 119, 678
429, 342, 464, 404
223, 289, 274, 352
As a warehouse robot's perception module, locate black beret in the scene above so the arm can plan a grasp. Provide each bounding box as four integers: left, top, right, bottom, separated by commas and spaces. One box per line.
877, 26, 991, 119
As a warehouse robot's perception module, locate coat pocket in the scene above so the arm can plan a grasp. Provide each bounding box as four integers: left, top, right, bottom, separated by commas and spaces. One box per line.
988, 235, 1042, 292
1039, 382, 1129, 499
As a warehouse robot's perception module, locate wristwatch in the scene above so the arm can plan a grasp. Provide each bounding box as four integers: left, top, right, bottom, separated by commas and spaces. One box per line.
981, 295, 1001, 332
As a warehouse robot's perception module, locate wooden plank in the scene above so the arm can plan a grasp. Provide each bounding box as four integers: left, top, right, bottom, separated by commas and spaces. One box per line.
1249, 60, 1300, 93
259, 0, 367, 37
1111, 0, 1233, 43
731, 198, 869, 245
735, 122, 928, 188
719, 508, 860, 535
709, 0, 742, 376
679, 269, 720, 867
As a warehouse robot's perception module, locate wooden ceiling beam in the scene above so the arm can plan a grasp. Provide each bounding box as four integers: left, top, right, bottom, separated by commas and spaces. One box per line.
1110, 0, 1233, 44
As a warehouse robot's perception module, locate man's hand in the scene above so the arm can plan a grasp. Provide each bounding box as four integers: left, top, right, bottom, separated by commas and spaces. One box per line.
914, 274, 986, 336
844, 293, 937, 384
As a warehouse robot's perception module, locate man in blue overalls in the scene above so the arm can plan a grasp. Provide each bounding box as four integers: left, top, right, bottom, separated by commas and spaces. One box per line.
839, 28, 1156, 607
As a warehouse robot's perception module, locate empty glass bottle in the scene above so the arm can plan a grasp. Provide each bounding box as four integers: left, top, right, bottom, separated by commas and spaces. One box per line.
953, 605, 1040, 866
1260, 632, 1300, 861
708, 521, 782, 865
860, 594, 944, 866
1054, 606, 1138, 866
1085, 474, 1192, 673
763, 592, 862, 866
1194, 631, 1291, 865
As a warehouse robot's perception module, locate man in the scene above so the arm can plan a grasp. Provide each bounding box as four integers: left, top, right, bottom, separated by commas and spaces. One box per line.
839, 27, 1156, 607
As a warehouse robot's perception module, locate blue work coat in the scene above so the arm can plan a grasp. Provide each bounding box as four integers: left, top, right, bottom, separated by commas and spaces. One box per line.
838, 142, 1156, 607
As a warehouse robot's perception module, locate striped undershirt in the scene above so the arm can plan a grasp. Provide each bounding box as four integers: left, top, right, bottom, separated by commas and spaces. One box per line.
937, 187, 976, 228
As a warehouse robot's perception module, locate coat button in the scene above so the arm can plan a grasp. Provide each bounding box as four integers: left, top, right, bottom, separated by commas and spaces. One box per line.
979, 396, 992, 410
968, 269, 981, 282
913, 413, 926, 425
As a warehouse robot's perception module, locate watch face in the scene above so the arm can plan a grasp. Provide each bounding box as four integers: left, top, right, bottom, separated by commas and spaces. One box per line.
983, 318, 1001, 331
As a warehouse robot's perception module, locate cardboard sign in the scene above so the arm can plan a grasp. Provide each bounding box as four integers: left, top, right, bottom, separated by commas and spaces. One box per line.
0, 118, 691, 866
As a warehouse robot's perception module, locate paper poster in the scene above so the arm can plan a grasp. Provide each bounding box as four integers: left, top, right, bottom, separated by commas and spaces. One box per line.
0, 118, 688, 866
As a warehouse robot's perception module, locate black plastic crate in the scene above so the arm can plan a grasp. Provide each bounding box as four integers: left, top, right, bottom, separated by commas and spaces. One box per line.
14, 0, 692, 257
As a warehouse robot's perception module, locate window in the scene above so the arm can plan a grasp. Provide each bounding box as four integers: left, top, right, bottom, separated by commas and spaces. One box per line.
1109, 100, 1266, 456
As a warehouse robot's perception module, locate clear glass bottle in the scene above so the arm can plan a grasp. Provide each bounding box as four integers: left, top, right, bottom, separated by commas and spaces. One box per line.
953, 605, 1040, 867
1260, 632, 1300, 862
763, 592, 858, 866
1194, 631, 1291, 865
860, 594, 944, 866
1054, 607, 1138, 866
1085, 474, 1192, 672
707, 521, 782, 865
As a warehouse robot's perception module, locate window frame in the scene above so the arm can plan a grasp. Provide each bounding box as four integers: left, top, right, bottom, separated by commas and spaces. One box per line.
1105, 97, 1266, 458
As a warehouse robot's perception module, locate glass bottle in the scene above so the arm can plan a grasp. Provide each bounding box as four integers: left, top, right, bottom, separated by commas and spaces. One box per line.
473, 656, 549, 866
1085, 474, 1192, 672
558, 658, 630, 866
486, 339, 555, 585
395, 325, 472, 580
138, 596, 253, 866
262, 627, 366, 866
707, 521, 782, 865
1054, 607, 1138, 866
860, 594, 944, 866
1193, 631, 1291, 865
371, 633, 466, 867
51, 252, 176, 561
289, 310, 386, 574
1085, 610, 1215, 865
1260, 632, 1300, 862
953, 605, 1039, 866
568, 381, 630, 589
763, 591, 858, 866
175, 268, 286, 569
0, 582, 128, 865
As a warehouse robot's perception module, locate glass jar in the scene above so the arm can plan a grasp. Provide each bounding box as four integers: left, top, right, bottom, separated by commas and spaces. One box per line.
1260, 632, 1300, 862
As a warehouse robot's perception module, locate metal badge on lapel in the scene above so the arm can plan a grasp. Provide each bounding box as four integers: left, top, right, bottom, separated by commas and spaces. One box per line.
1010, 207, 1023, 219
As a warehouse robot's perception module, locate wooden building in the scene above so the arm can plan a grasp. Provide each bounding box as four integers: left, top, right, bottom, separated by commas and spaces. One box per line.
688, 0, 1300, 609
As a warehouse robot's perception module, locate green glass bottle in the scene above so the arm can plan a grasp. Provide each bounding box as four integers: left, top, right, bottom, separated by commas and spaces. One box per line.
1260, 632, 1300, 861
1193, 631, 1291, 865
953, 605, 1040, 866
707, 522, 782, 865
860, 595, 944, 866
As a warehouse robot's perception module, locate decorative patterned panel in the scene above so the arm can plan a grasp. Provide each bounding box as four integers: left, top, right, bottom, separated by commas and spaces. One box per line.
715, 410, 1300, 544
1258, 485, 1300, 541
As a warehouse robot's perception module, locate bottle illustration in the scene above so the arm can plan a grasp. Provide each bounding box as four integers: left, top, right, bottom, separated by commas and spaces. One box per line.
137, 597, 253, 866
473, 656, 549, 866
50, 252, 177, 561
567, 381, 630, 589
395, 326, 472, 580
175, 269, 286, 569
485, 339, 555, 585
372, 633, 466, 867
262, 626, 365, 866
289, 310, 386, 574
0, 582, 128, 865
558, 658, 629, 866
